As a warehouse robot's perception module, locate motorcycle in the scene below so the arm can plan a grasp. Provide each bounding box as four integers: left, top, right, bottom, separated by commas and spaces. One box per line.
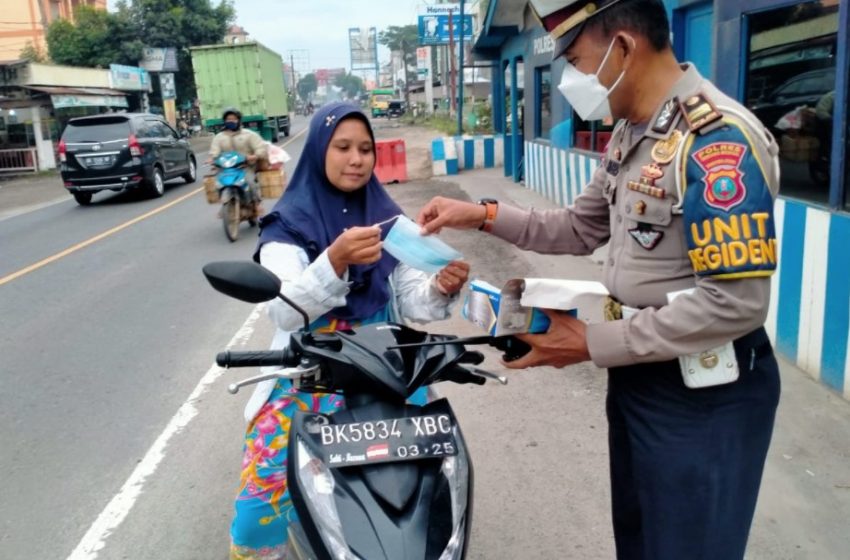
210, 151, 261, 242
203, 261, 517, 560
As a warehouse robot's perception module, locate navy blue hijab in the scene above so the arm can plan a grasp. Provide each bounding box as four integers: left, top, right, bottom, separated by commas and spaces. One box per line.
255, 102, 401, 321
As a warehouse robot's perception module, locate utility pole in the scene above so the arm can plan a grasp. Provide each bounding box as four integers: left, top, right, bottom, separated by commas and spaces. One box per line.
458, 0, 465, 135
448, 9, 456, 116
290, 53, 297, 102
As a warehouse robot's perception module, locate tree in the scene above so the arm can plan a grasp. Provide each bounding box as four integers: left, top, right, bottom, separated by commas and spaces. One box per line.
46, 1, 234, 104
378, 25, 418, 106
334, 73, 364, 100
297, 73, 317, 102
19, 42, 48, 63
47, 6, 141, 68
118, 0, 235, 103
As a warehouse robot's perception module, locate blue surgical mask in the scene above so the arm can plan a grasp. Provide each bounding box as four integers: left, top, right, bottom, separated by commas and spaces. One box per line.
382, 215, 463, 273
224, 121, 239, 131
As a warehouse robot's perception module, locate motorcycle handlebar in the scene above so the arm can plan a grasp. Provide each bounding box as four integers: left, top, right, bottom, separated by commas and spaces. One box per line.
216, 350, 298, 368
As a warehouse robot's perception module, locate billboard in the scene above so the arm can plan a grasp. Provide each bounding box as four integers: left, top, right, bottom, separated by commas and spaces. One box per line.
418, 13, 473, 45
139, 47, 179, 72
109, 64, 152, 92
349, 27, 378, 67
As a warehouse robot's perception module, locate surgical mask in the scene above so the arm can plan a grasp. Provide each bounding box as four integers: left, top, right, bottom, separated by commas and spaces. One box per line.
381, 215, 463, 273
557, 37, 626, 121
223, 121, 240, 131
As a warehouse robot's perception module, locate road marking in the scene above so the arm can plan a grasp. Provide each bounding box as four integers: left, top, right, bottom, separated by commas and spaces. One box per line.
0, 127, 307, 288
66, 303, 267, 560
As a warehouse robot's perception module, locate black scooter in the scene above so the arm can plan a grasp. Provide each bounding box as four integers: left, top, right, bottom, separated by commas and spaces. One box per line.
203, 261, 511, 560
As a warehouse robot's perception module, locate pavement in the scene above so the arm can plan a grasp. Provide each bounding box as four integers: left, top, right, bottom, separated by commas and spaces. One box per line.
0, 124, 850, 560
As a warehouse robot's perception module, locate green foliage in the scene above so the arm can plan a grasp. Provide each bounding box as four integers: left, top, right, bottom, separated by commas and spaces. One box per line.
19, 42, 48, 63
334, 73, 365, 99
297, 73, 317, 102
45, 1, 235, 102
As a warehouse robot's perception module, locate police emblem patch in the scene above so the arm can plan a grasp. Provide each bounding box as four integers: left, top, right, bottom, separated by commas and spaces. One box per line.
651, 130, 683, 165
628, 224, 664, 250
691, 142, 748, 211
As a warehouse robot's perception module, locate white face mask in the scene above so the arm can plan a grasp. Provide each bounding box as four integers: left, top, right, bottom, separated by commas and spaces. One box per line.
558, 37, 626, 121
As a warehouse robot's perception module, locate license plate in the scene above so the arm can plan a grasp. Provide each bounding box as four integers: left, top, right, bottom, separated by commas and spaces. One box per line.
319, 414, 457, 468
83, 156, 113, 166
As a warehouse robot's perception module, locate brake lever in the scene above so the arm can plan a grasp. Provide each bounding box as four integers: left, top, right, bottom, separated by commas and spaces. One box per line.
471, 367, 508, 385
227, 365, 320, 394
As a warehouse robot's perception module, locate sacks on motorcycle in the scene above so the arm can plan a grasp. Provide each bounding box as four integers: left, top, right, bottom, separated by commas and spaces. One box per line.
257, 169, 285, 199
203, 175, 220, 204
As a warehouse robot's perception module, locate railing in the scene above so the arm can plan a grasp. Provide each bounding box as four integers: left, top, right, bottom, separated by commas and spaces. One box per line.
0, 148, 38, 173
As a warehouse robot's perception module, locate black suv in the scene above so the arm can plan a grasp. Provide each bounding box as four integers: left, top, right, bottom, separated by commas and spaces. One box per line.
59, 113, 197, 205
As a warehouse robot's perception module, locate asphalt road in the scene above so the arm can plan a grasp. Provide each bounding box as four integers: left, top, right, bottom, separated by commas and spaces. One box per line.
2, 114, 849, 560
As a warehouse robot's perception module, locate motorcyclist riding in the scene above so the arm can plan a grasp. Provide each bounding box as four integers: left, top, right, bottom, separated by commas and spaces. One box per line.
208, 108, 267, 215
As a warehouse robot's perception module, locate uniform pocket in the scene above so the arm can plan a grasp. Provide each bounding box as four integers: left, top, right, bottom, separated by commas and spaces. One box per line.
619, 191, 689, 274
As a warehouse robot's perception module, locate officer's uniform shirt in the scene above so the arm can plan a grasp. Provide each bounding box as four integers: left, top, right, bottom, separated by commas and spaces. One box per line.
490, 64, 781, 368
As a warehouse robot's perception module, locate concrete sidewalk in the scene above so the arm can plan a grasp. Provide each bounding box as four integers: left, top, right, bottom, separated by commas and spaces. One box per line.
436, 166, 850, 559
0, 136, 213, 222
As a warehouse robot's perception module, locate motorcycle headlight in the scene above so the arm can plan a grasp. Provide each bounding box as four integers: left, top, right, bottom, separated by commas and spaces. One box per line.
438, 429, 470, 560
295, 438, 361, 560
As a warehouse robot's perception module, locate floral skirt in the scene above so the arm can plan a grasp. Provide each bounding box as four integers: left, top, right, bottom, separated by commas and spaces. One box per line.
229, 380, 428, 559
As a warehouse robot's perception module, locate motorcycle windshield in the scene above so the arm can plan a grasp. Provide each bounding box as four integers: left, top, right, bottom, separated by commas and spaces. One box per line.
214, 151, 246, 168
298, 323, 465, 399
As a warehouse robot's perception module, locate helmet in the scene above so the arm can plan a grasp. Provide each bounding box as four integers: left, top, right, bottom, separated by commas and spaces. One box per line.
222, 107, 242, 121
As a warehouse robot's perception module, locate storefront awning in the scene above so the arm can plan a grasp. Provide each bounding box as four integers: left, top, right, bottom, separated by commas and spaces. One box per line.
23, 86, 129, 109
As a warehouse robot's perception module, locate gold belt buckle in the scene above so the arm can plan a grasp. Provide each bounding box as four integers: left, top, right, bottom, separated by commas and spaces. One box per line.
603, 296, 623, 321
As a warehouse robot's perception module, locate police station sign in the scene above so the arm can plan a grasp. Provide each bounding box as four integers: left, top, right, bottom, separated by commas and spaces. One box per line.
533, 34, 555, 56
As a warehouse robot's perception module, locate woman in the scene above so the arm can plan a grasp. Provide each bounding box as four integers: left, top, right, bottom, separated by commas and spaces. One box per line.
230, 102, 469, 559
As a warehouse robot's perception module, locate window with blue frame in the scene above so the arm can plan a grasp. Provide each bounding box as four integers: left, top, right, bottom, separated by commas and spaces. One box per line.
534, 66, 552, 139
745, 1, 839, 206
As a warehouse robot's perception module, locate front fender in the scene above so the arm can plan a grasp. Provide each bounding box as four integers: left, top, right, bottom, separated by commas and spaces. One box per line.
220, 187, 237, 204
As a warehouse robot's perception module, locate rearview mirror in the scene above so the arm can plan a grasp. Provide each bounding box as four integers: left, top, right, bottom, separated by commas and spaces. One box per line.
202, 261, 281, 303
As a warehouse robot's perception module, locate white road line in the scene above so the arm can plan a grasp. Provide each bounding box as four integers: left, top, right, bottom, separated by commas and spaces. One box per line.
66, 303, 267, 560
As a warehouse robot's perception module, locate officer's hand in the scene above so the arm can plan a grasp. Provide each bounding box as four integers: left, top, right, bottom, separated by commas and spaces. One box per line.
247, 154, 258, 164
417, 196, 487, 235
503, 309, 591, 369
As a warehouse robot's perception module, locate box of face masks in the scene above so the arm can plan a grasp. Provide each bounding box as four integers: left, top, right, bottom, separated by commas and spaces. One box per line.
462, 278, 609, 336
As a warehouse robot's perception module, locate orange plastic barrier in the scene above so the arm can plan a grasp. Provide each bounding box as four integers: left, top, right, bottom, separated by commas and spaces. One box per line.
374, 139, 408, 184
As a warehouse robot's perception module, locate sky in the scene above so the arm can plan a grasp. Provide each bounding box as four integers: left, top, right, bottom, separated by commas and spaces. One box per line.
107, 0, 430, 72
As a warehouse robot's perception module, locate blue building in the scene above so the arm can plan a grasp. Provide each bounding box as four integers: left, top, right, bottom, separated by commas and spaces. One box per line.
473, 0, 850, 398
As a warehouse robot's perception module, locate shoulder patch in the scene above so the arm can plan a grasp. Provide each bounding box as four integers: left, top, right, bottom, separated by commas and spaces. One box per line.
682, 121, 777, 279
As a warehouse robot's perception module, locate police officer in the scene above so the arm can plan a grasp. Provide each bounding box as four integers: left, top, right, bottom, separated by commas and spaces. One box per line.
416, 1, 781, 558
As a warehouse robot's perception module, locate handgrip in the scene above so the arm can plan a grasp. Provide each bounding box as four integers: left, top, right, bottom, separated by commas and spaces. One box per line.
216, 350, 295, 368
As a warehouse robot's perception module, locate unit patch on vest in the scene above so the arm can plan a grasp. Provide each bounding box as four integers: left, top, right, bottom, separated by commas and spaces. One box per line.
692, 142, 748, 212
682, 120, 777, 279
629, 224, 664, 250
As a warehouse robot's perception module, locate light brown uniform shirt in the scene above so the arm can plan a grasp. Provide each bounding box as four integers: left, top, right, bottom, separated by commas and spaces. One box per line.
209, 128, 268, 160
490, 65, 781, 368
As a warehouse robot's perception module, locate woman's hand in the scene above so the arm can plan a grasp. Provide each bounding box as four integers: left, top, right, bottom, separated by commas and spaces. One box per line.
328, 226, 382, 277
435, 260, 470, 295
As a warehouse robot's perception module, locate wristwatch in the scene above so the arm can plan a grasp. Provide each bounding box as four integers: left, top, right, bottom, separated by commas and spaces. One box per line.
477, 198, 499, 232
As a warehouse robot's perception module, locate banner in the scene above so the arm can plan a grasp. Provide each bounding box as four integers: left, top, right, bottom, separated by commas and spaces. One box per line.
159, 73, 176, 99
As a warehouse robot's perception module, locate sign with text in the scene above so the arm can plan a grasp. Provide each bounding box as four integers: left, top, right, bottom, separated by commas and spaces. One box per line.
109, 64, 152, 92
418, 14, 473, 45
139, 47, 179, 72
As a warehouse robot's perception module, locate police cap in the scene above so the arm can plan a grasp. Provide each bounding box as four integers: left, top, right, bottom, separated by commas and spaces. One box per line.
530, 0, 626, 60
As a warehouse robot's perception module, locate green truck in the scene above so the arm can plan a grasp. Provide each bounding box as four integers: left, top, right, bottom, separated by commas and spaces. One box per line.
190, 41, 291, 142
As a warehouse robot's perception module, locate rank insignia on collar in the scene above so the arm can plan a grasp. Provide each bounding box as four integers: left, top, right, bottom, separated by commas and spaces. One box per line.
650, 129, 683, 165
680, 93, 722, 133
652, 98, 679, 134
629, 224, 664, 250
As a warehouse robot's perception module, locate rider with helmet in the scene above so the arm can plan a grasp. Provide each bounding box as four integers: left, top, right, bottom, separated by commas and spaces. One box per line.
208, 108, 268, 212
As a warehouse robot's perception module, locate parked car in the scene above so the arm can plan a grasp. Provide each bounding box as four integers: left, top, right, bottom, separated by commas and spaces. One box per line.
750, 67, 835, 134
387, 99, 406, 118
58, 113, 197, 205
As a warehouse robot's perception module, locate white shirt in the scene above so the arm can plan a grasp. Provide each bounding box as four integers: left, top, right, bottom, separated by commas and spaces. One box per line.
242, 241, 458, 422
